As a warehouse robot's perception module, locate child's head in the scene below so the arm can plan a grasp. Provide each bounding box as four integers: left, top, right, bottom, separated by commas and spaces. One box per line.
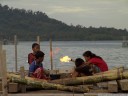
75, 58, 85, 67
32, 43, 40, 53
35, 51, 45, 63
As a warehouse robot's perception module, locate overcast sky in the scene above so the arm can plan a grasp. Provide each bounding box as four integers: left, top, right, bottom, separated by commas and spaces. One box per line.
0, 0, 128, 29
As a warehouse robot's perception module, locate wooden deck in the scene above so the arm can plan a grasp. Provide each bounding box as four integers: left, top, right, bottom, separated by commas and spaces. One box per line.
7, 94, 83, 96
5, 93, 128, 96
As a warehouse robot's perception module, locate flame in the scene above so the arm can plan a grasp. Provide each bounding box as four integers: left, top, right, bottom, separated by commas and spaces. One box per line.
60, 56, 71, 62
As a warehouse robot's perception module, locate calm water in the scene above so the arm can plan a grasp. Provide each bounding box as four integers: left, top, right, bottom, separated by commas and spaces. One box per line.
3, 41, 128, 71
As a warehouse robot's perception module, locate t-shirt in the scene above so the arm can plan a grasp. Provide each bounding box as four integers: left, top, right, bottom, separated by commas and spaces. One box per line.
89, 57, 108, 72
28, 53, 35, 64
29, 60, 43, 76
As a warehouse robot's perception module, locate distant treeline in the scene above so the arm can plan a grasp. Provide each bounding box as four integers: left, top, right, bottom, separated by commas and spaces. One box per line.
0, 4, 128, 41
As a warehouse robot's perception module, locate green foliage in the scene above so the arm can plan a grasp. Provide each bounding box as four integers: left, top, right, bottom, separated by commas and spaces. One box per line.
0, 4, 128, 41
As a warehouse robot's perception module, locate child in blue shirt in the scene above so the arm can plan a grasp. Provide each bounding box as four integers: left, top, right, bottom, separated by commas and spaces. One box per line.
29, 51, 48, 79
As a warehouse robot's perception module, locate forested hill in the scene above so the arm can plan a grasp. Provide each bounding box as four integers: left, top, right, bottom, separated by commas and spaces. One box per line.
0, 4, 128, 41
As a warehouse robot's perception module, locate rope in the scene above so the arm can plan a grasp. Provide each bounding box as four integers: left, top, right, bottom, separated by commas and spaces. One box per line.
120, 69, 123, 80
101, 72, 104, 82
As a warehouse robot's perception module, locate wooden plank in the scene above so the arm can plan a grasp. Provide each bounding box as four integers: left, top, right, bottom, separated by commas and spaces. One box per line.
118, 79, 128, 91
8, 94, 84, 96
89, 89, 108, 93
84, 93, 98, 96
108, 80, 118, 93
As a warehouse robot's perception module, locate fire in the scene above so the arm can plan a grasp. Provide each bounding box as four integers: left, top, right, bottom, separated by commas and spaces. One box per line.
60, 56, 71, 62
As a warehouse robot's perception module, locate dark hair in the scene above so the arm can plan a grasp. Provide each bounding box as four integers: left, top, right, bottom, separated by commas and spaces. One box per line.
35, 51, 45, 59
83, 51, 102, 59
75, 58, 84, 67
32, 43, 39, 48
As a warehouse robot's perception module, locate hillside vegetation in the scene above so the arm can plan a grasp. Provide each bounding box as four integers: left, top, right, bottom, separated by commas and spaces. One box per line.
0, 4, 128, 41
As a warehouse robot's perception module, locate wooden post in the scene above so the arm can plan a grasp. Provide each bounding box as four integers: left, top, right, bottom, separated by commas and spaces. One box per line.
19, 66, 26, 93
0, 41, 2, 51
0, 49, 8, 96
50, 38, 53, 70
37, 36, 40, 44
108, 80, 118, 93
14, 35, 18, 72
118, 79, 128, 91
0, 42, 2, 93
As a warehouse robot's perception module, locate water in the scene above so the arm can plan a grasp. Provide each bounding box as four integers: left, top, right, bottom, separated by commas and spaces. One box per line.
3, 41, 128, 71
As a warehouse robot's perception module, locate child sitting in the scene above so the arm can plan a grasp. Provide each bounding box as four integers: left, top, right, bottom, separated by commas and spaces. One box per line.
72, 58, 93, 77
29, 51, 48, 79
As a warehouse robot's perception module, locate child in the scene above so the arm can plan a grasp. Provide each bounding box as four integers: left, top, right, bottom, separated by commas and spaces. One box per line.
29, 51, 48, 79
28, 43, 40, 65
83, 51, 108, 72
72, 58, 93, 77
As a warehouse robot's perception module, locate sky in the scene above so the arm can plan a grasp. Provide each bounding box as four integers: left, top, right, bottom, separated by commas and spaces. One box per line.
0, 0, 128, 29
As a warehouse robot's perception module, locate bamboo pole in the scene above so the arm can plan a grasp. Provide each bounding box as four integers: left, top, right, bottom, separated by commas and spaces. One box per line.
37, 36, 40, 44
14, 35, 18, 72
50, 38, 53, 70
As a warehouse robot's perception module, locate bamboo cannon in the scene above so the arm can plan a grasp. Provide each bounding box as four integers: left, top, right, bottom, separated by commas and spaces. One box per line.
7, 73, 89, 93
50, 67, 124, 85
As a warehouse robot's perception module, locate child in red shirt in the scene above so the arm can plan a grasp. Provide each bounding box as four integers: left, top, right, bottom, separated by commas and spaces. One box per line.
28, 43, 40, 65
83, 51, 108, 73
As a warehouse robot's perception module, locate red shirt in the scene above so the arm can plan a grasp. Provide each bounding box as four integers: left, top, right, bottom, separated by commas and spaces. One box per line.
28, 53, 35, 64
89, 57, 108, 72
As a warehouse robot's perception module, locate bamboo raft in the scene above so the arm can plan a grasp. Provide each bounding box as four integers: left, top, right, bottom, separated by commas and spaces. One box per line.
1, 66, 128, 94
